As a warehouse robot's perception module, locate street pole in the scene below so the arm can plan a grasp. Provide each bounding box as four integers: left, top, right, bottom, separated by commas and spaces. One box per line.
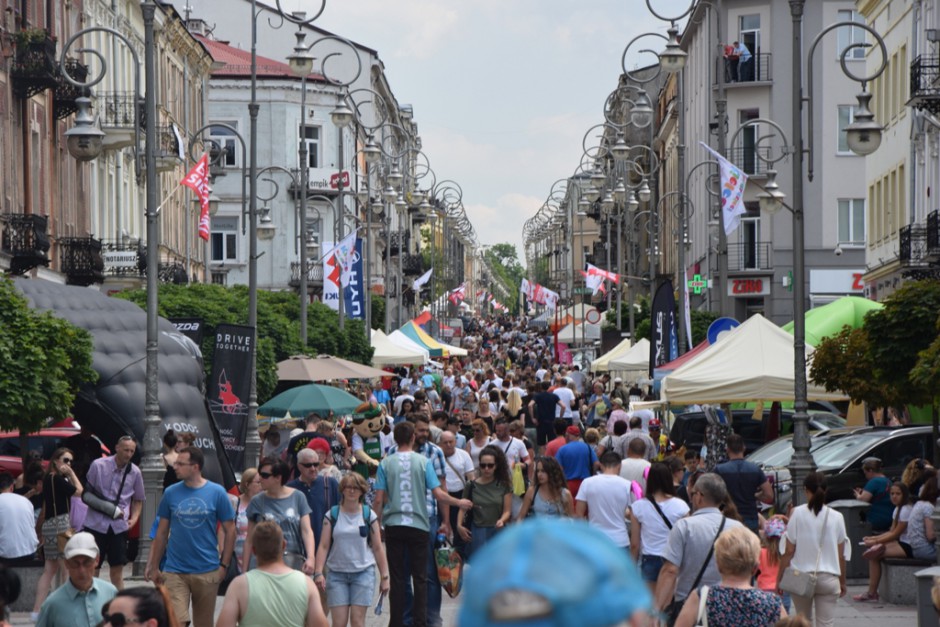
138, 0, 161, 576
336, 124, 346, 330
677, 65, 687, 354
617, 211, 623, 332
299, 74, 309, 346
788, 0, 814, 506
364, 164, 372, 337
714, 0, 731, 318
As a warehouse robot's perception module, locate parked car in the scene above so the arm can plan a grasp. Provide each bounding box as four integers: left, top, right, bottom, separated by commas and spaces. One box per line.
0, 427, 107, 476
747, 425, 933, 512
667, 409, 846, 456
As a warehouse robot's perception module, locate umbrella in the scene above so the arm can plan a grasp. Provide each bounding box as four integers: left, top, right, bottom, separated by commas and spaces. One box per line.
258, 383, 362, 422
276, 355, 390, 382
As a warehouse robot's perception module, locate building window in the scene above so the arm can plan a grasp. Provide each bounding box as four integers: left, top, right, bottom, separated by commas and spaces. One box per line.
208, 123, 239, 167
837, 105, 857, 154
301, 125, 320, 169
210, 216, 239, 262
837, 10, 866, 60
211, 272, 227, 285
838, 199, 865, 245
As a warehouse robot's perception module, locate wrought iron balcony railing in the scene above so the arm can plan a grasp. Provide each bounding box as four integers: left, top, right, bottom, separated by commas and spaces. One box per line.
1, 213, 50, 274
726, 146, 773, 176
53, 58, 90, 120
909, 55, 940, 115
727, 241, 773, 272
289, 260, 325, 287
11, 31, 58, 99
59, 236, 104, 286
927, 210, 940, 257
716, 52, 772, 85
98, 92, 143, 128
401, 253, 424, 276
100, 239, 146, 277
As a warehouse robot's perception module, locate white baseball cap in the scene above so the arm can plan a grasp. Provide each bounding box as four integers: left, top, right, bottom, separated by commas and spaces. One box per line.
64, 532, 99, 560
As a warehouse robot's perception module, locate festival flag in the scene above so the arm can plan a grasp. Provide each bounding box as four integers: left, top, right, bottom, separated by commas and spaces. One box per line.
182, 154, 211, 241
448, 283, 466, 305
585, 262, 620, 284
322, 231, 358, 288
580, 270, 605, 296
412, 268, 433, 292
700, 142, 748, 235
543, 288, 559, 311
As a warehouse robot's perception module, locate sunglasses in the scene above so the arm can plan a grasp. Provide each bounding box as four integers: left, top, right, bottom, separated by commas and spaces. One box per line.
61, 458, 73, 464
258, 471, 274, 479
479, 463, 496, 469
299, 462, 320, 468
101, 612, 142, 627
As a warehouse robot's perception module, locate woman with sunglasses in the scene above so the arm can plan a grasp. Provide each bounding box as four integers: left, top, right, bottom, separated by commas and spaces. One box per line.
457, 445, 512, 559
243, 457, 315, 575
515, 456, 573, 520
100, 585, 181, 627
33, 447, 83, 617
313, 473, 389, 627
228, 468, 262, 573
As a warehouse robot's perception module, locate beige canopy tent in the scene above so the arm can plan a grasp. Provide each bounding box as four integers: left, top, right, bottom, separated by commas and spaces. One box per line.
370, 329, 428, 366
277, 354, 390, 382
438, 341, 468, 357
591, 337, 634, 372
557, 320, 602, 344
660, 314, 848, 404
607, 338, 651, 379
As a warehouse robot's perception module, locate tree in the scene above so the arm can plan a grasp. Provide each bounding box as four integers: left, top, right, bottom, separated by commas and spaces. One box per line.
0, 277, 97, 465
484, 243, 524, 312
810, 326, 891, 406
114, 284, 372, 403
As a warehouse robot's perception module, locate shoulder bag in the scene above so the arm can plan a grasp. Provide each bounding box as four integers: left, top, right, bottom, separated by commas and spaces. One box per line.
695, 585, 710, 627
82, 461, 131, 518
217, 497, 242, 595
779, 506, 830, 597
650, 497, 674, 531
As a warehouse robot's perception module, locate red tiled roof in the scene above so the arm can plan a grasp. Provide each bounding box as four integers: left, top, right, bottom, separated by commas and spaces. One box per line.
195, 35, 325, 81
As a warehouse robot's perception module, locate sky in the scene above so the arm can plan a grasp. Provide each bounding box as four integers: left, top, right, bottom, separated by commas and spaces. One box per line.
278, 0, 689, 261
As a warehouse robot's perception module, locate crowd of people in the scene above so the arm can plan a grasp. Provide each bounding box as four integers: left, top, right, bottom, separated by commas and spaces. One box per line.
2, 314, 940, 627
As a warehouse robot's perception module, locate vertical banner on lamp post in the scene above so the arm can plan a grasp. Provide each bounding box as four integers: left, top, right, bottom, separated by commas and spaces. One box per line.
323, 237, 365, 319
207, 324, 254, 470
649, 280, 678, 376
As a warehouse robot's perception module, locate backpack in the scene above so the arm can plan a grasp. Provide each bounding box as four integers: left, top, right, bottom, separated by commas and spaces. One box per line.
328, 504, 373, 546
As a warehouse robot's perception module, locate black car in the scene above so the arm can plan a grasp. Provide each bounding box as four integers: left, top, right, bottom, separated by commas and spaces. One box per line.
668, 409, 845, 456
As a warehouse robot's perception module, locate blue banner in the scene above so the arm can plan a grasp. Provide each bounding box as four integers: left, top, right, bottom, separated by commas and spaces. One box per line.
344, 238, 365, 319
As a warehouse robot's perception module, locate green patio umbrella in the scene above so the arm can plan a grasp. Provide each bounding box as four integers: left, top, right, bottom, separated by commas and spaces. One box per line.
257, 383, 362, 425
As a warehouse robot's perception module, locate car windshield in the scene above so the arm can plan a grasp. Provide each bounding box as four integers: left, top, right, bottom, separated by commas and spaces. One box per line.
810, 414, 847, 430
748, 432, 837, 468
811, 432, 885, 469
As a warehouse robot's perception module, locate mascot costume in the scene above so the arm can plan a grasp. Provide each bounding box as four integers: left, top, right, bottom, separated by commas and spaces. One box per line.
351, 401, 388, 504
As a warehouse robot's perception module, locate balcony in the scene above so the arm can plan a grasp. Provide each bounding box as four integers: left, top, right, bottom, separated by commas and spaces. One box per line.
59, 237, 104, 286
154, 125, 183, 173
97, 92, 142, 150
289, 261, 324, 287
715, 52, 772, 86
400, 253, 424, 276
100, 240, 146, 277
927, 210, 940, 258
727, 241, 772, 272
384, 231, 409, 259
53, 59, 90, 121
159, 262, 188, 284
726, 146, 773, 177
10, 30, 58, 99
909, 56, 940, 115
1, 213, 51, 274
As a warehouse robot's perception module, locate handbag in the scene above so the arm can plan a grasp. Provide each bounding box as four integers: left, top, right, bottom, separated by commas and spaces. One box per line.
695, 585, 710, 627
51, 475, 75, 553
217, 497, 242, 596
779, 507, 830, 597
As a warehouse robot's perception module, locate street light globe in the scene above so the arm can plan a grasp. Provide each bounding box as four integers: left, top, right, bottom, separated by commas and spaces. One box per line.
628, 194, 639, 212
590, 167, 607, 190
611, 134, 630, 161
638, 180, 651, 203
411, 188, 425, 205
577, 197, 591, 213
257, 207, 276, 240
287, 47, 315, 77
330, 100, 355, 128
756, 170, 786, 214
387, 165, 404, 190
585, 185, 601, 202
394, 193, 407, 213
846, 91, 883, 156
65, 97, 105, 161
613, 178, 627, 205
659, 25, 688, 75
362, 135, 382, 163
382, 183, 397, 203
419, 197, 433, 214
371, 200, 385, 216
601, 190, 615, 213
630, 90, 654, 128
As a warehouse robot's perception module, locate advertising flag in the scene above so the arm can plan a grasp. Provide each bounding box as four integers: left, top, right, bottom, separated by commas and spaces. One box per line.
182, 154, 211, 241
207, 323, 255, 470
700, 142, 748, 236
585, 262, 620, 284
412, 268, 433, 292
649, 280, 679, 376
322, 233, 364, 318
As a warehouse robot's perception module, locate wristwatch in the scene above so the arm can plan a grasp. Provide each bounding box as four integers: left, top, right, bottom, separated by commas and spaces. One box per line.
313, 572, 324, 579
220, 562, 229, 569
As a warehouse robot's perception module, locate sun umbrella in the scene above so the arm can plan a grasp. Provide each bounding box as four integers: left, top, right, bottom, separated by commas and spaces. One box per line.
258, 383, 362, 422
276, 354, 390, 382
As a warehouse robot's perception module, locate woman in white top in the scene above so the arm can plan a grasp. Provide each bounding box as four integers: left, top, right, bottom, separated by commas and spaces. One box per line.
629, 462, 689, 591
853, 481, 913, 602
907, 473, 938, 561
777, 472, 848, 627
466, 418, 494, 471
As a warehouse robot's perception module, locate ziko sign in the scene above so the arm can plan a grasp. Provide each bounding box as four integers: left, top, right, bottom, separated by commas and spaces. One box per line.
727, 277, 771, 297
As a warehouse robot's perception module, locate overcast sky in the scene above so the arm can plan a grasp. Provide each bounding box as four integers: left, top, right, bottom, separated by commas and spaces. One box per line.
279, 0, 687, 260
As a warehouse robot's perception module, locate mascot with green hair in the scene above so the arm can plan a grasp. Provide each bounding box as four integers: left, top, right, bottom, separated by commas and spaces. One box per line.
350, 400, 389, 504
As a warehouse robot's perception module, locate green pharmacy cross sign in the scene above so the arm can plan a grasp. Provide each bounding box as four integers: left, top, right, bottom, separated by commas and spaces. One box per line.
687, 274, 707, 294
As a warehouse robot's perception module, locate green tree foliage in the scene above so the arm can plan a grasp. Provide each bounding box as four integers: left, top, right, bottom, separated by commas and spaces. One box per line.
485, 243, 524, 312
810, 326, 890, 406
114, 284, 372, 403
0, 277, 97, 434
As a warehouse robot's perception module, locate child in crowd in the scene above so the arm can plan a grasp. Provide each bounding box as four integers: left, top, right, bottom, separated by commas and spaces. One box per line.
757, 517, 791, 612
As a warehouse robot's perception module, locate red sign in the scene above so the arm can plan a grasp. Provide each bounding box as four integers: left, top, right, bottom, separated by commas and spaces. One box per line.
329, 171, 350, 189
728, 278, 770, 296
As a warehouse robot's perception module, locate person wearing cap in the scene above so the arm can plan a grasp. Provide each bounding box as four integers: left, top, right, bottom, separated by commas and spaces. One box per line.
459, 517, 653, 627
647, 419, 671, 461
36, 532, 117, 627
555, 426, 598, 499
610, 376, 627, 404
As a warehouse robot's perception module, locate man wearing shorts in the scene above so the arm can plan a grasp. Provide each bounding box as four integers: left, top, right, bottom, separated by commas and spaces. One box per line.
82, 435, 145, 589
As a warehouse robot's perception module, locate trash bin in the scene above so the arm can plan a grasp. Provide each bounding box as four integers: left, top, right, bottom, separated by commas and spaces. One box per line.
830, 499, 872, 580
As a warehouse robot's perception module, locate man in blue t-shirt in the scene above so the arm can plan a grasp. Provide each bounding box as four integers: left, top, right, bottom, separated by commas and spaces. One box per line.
715, 434, 773, 532
287, 447, 339, 551
146, 446, 235, 627
555, 426, 599, 500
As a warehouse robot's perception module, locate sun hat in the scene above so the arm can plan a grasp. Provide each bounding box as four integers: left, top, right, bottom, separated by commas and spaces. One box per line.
64, 532, 99, 560
459, 518, 651, 627
764, 518, 786, 538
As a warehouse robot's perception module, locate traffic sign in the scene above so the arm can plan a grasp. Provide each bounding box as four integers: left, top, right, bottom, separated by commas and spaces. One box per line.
687, 274, 708, 294
585, 308, 601, 324
707, 317, 740, 344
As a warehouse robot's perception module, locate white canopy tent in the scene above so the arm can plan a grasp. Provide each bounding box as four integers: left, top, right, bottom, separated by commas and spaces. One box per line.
438, 341, 468, 356
370, 329, 427, 366
606, 338, 651, 380
660, 314, 848, 404
556, 320, 601, 344
386, 330, 431, 362
591, 337, 634, 372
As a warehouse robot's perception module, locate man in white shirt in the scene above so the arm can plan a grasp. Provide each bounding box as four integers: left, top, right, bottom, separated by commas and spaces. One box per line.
439, 432, 475, 560
553, 378, 576, 424
619, 438, 651, 495
492, 419, 530, 475
575, 452, 636, 549
0, 472, 39, 563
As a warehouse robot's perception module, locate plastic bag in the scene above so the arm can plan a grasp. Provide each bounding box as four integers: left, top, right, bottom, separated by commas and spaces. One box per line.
512, 463, 526, 497
435, 539, 464, 598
